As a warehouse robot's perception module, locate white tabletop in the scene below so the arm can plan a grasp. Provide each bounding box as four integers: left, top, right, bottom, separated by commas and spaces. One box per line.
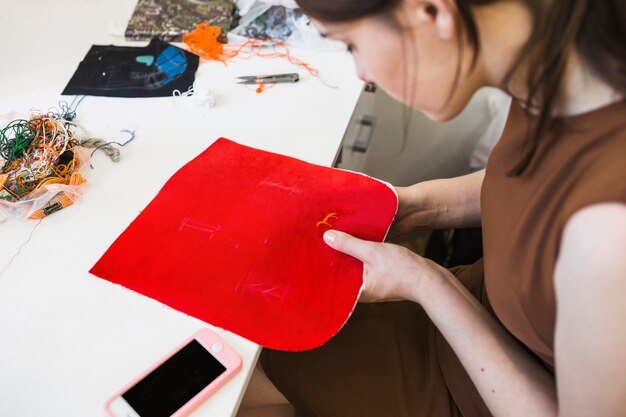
0, 1, 363, 416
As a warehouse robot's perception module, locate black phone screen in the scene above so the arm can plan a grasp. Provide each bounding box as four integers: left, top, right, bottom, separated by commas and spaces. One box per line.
122, 339, 227, 417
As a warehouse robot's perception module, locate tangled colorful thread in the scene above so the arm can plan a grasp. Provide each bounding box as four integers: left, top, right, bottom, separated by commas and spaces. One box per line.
0, 114, 86, 219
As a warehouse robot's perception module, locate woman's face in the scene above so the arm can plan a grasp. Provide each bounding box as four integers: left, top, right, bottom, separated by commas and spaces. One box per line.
313, 2, 483, 121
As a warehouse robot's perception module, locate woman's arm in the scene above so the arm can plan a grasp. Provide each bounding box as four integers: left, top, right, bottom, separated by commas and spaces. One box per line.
391, 169, 484, 237
323, 230, 558, 417
324, 201, 626, 417
416, 255, 558, 417
553, 203, 626, 417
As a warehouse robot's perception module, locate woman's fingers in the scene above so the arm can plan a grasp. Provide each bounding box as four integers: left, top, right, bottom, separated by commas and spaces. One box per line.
323, 229, 434, 303
323, 230, 377, 264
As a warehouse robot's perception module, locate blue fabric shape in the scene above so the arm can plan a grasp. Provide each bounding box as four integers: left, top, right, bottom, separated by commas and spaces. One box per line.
136, 55, 155, 66
155, 46, 188, 82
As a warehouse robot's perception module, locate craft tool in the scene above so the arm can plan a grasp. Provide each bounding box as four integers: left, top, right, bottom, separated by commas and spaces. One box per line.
236, 73, 299, 84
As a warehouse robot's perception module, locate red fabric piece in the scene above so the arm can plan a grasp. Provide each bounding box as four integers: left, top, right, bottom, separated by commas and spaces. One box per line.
90, 138, 398, 351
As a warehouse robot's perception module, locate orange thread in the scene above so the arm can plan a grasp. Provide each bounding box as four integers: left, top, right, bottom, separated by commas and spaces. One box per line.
254, 81, 277, 94
32, 176, 68, 192
37, 142, 60, 157
28, 172, 85, 219
182, 24, 239, 63
53, 160, 74, 177
183, 23, 320, 93
316, 213, 338, 228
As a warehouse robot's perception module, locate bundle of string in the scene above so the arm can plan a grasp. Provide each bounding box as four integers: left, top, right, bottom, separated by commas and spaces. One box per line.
182, 23, 324, 92
51, 95, 86, 121
0, 114, 87, 219
80, 128, 137, 168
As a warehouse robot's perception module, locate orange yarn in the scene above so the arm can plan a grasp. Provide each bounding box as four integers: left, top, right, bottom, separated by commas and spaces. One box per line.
255, 38, 319, 78
316, 213, 338, 228
28, 171, 85, 219
182, 23, 239, 63
182, 23, 320, 90
254, 81, 277, 94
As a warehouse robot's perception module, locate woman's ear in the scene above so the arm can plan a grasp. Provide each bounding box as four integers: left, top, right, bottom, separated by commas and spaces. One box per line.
414, 0, 456, 41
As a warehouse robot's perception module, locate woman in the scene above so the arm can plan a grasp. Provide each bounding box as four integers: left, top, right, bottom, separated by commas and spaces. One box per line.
239, 1, 626, 416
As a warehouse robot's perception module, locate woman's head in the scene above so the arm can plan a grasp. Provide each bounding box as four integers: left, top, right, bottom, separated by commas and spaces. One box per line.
299, 0, 532, 120
298, 0, 625, 173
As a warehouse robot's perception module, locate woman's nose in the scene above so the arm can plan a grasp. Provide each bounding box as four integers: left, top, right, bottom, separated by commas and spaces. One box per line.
353, 55, 372, 82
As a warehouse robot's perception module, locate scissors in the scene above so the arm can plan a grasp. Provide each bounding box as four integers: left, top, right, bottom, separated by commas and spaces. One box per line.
236, 72, 300, 84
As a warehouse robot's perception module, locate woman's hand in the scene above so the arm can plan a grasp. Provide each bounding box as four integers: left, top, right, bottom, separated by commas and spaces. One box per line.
323, 229, 445, 303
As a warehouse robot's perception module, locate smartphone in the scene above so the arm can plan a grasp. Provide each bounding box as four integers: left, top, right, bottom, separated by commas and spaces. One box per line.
105, 328, 242, 417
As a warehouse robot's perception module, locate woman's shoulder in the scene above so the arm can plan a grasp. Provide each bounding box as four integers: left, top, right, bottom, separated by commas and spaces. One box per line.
557, 99, 626, 198
522, 99, 626, 235
573, 103, 626, 198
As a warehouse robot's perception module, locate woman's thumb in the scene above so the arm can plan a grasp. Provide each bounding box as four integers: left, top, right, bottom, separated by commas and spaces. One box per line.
323, 230, 376, 263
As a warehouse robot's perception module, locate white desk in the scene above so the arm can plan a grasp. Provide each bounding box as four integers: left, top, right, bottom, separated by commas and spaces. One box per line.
0, 1, 363, 416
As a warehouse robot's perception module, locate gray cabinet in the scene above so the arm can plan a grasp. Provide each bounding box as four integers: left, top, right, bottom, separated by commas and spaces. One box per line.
337, 86, 511, 185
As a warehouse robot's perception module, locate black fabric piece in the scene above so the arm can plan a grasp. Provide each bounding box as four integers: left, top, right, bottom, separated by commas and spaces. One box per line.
62, 39, 199, 98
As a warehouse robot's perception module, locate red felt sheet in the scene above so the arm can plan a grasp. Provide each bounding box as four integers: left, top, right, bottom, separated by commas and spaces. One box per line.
91, 138, 398, 351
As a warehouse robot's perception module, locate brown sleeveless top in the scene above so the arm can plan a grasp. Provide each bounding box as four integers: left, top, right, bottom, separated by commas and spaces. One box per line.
437, 99, 626, 417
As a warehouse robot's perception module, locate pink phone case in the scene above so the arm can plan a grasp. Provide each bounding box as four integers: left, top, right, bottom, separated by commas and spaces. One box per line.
105, 328, 242, 417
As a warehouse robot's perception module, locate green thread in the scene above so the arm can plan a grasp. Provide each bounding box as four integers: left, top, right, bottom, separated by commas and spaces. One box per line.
0, 119, 37, 172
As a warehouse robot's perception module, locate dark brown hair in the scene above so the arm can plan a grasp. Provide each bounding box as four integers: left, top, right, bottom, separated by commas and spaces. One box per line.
297, 0, 626, 175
